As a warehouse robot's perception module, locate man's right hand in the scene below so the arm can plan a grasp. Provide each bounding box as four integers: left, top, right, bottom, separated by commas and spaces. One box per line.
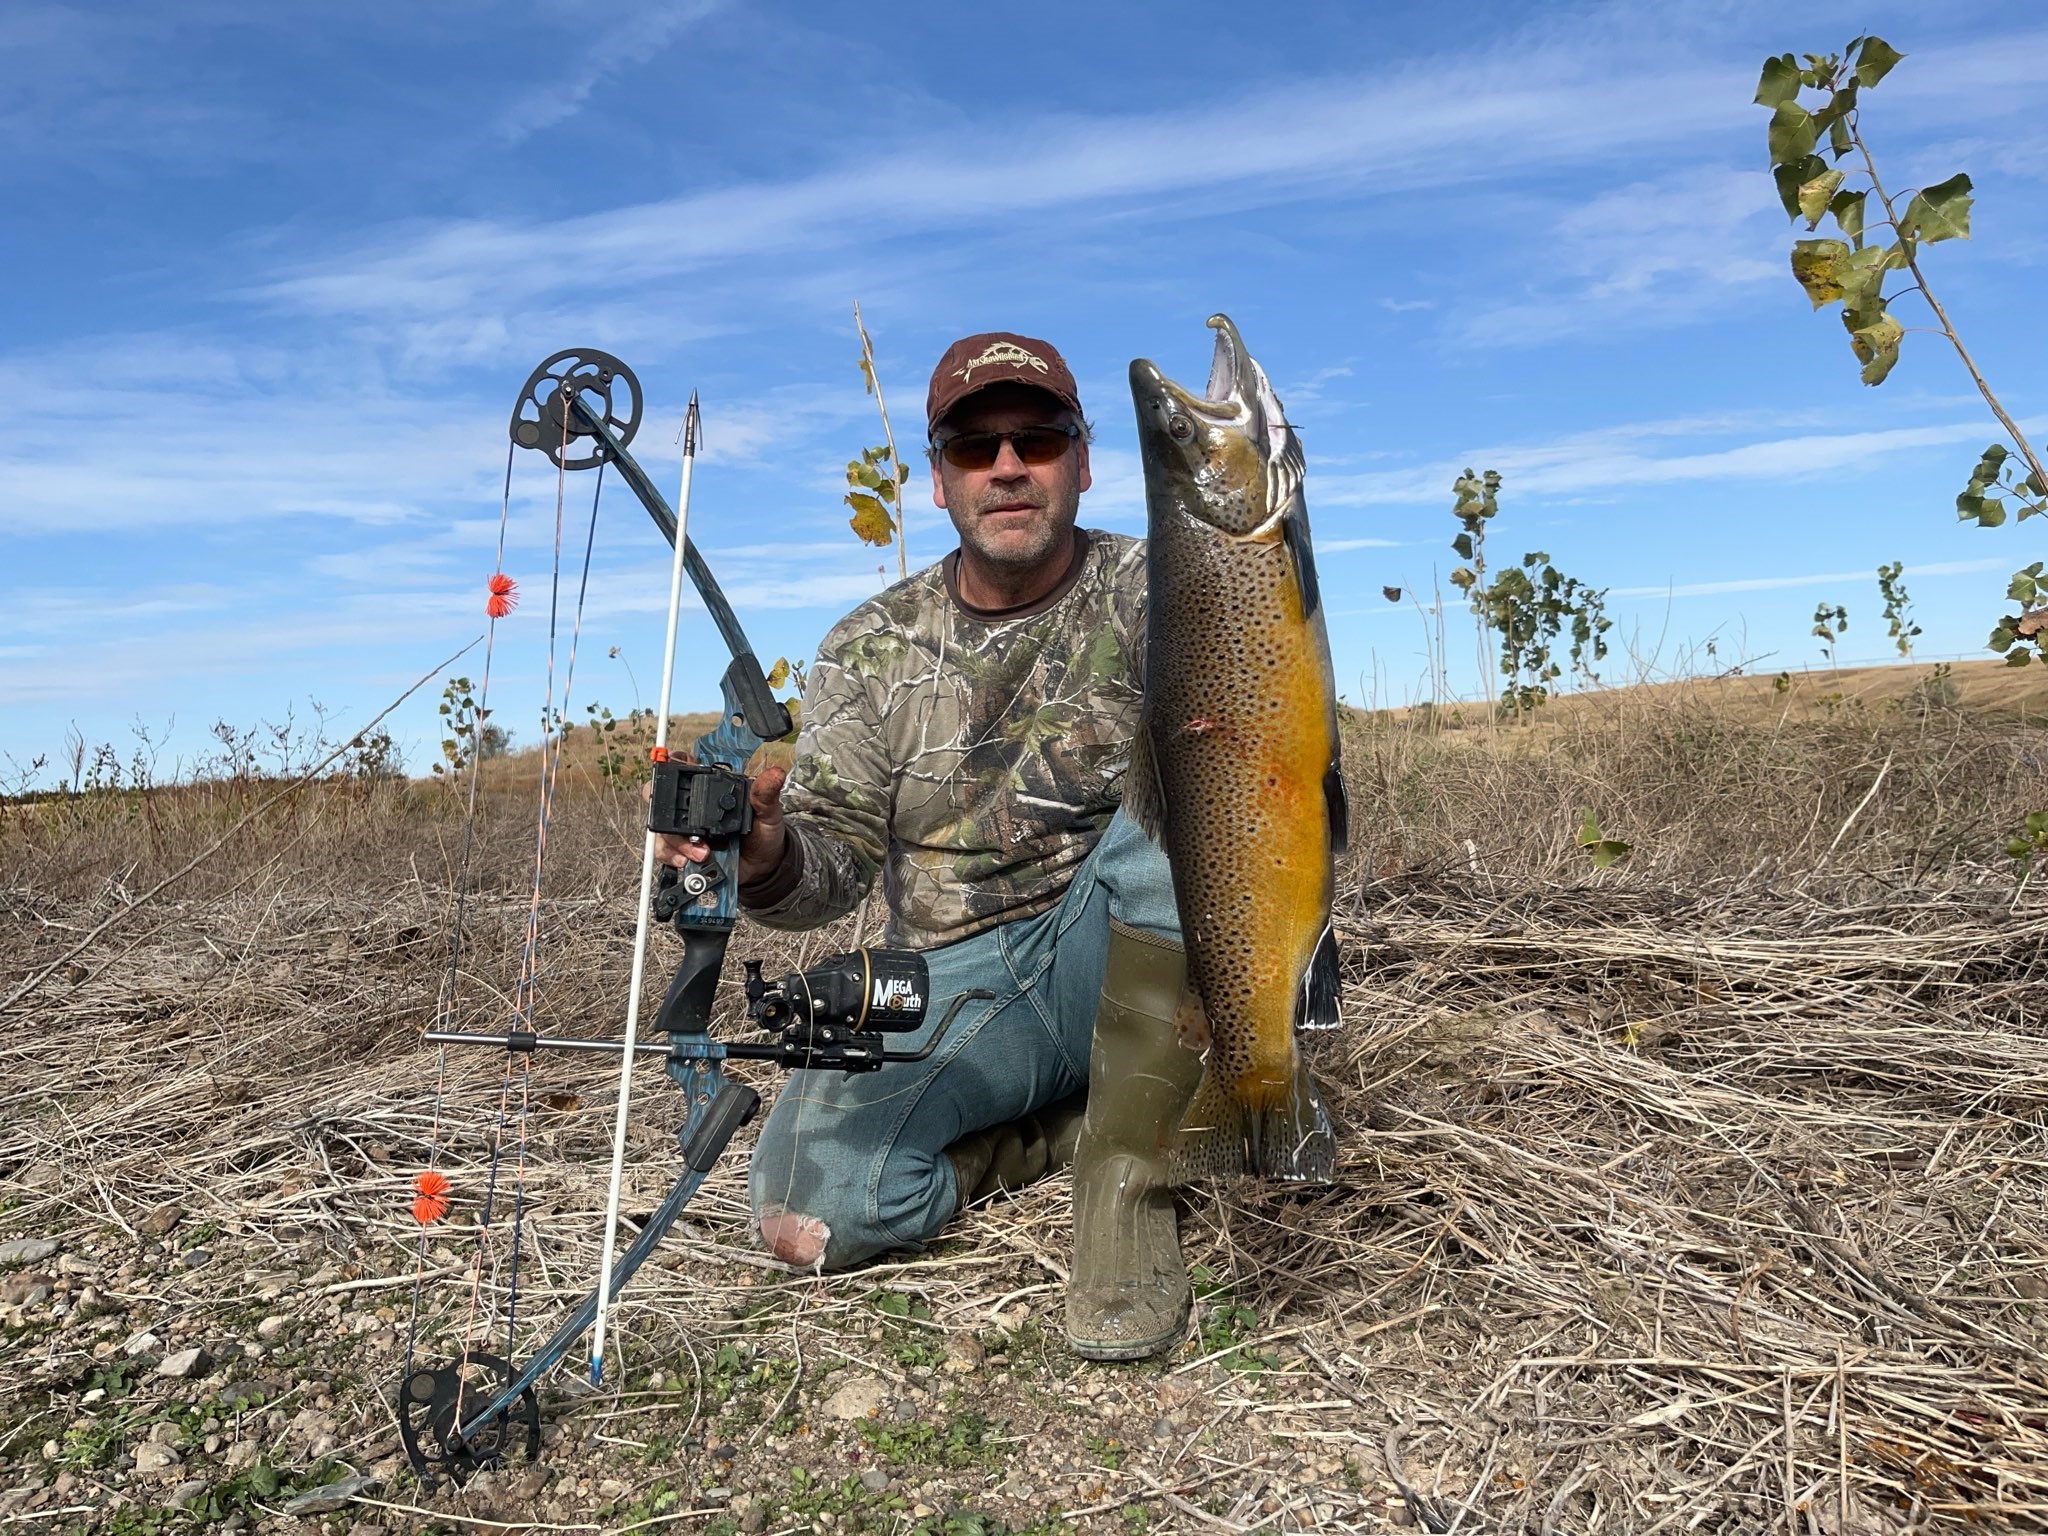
653, 764, 790, 886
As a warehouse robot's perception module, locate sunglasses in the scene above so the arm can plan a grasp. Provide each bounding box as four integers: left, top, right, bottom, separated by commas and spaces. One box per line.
931, 423, 1081, 471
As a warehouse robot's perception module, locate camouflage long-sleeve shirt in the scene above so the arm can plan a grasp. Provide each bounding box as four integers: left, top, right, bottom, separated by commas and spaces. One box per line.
742, 528, 1146, 950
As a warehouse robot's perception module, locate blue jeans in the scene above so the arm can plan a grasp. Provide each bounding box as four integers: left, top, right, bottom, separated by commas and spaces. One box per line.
748, 810, 1179, 1269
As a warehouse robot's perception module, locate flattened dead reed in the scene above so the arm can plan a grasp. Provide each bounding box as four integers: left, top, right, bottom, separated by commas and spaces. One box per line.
2, 677, 2044, 1531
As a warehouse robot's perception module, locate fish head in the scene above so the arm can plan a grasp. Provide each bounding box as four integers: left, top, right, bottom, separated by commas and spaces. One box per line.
1129, 313, 1302, 538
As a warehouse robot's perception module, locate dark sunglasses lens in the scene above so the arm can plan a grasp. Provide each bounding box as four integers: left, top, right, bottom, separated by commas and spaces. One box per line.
940, 428, 1071, 470
1009, 428, 1072, 464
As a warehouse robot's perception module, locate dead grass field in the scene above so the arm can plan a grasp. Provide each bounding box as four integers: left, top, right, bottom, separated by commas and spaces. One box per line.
2, 659, 2044, 1534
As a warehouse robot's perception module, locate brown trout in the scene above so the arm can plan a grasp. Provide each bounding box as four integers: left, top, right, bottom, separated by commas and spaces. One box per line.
1125, 314, 1344, 1181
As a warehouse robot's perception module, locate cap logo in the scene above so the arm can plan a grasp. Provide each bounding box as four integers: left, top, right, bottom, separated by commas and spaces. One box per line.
954, 341, 1049, 384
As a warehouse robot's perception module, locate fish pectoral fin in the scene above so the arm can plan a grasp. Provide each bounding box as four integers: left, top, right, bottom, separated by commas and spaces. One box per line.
1169, 1056, 1338, 1186
1121, 720, 1165, 842
1280, 497, 1321, 620
1295, 923, 1343, 1033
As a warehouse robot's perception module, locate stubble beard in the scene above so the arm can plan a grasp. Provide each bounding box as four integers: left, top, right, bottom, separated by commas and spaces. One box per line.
949, 481, 1079, 574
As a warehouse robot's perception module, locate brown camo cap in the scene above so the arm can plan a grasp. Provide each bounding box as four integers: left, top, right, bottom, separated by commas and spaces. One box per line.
925, 331, 1082, 437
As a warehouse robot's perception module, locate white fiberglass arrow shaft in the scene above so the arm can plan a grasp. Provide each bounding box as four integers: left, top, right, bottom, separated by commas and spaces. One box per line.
590, 392, 700, 1384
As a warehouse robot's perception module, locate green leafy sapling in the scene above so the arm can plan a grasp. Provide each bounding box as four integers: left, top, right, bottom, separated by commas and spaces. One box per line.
1812, 602, 1848, 665
1876, 560, 1920, 658
1759, 37, 2046, 664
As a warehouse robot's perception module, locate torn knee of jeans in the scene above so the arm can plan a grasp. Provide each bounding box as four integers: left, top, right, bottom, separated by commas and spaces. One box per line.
758, 1205, 830, 1268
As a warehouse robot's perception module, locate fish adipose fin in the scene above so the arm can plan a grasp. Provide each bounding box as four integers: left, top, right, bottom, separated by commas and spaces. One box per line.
1296, 922, 1343, 1033
1170, 1054, 1338, 1185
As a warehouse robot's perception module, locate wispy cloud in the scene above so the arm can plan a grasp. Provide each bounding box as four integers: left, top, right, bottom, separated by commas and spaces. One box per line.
1610, 556, 2010, 600
494, 0, 726, 143
1317, 415, 2042, 508
259, 50, 1757, 327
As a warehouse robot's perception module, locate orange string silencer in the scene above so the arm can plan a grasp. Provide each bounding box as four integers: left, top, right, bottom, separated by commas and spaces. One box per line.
411, 1170, 453, 1226
486, 573, 519, 618
650, 746, 670, 763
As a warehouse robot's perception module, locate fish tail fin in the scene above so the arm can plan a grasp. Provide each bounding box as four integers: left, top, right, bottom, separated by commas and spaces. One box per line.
1296, 923, 1343, 1033
1169, 1054, 1338, 1186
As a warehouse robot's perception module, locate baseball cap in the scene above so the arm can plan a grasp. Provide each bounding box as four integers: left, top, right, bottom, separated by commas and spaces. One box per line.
925, 332, 1082, 438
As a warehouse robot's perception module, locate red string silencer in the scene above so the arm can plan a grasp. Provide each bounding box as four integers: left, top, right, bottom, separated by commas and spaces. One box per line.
411, 1170, 453, 1225
486, 573, 519, 618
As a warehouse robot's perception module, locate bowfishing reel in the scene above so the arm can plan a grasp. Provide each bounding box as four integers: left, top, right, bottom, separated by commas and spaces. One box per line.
739, 948, 978, 1074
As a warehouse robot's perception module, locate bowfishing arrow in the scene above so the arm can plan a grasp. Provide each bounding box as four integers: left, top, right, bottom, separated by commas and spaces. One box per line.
396, 349, 988, 1487
589, 389, 701, 1385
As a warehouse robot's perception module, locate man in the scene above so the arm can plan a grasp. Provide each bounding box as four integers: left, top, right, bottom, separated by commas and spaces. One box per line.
658, 332, 1203, 1360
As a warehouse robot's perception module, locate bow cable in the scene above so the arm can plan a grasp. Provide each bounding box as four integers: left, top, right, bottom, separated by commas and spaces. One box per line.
590, 392, 701, 1384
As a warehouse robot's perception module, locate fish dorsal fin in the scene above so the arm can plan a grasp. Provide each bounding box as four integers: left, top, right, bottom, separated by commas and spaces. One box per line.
1121, 718, 1164, 842
1296, 922, 1342, 1032
1325, 757, 1349, 855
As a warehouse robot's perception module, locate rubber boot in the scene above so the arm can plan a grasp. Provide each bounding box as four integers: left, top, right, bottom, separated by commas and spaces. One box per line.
1066, 919, 1207, 1360
944, 1090, 1088, 1208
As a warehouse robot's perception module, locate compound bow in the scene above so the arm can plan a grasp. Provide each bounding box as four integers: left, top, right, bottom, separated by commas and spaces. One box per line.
395, 349, 979, 1486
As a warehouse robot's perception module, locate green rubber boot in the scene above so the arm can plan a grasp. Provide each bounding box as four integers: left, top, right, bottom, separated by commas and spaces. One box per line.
945, 1091, 1088, 1208
1066, 919, 1207, 1360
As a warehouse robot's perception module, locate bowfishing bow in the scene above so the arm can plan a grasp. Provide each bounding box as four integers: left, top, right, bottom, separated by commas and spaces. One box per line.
396, 349, 983, 1486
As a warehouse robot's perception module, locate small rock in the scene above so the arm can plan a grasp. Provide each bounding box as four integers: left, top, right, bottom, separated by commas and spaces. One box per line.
124, 1329, 163, 1358
0, 1238, 58, 1266
821, 1376, 889, 1421
140, 1206, 183, 1238
158, 1346, 210, 1379
709, 1443, 738, 1462
223, 1441, 259, 1472
166, 1480, 209, 1510
595, 1479, 629, 1500
52, 1474, 77, 1495
941, 1333, 984, 1374
739, 1506, 767, 1534
281, 1472, 375, 1516
57, 1255, 98, 1276
255, 1316, 288, 1342
860, 1469, 890, 1493
219, 1381, 267, 1410
11, 1281, 52, 1309
181, 1248, 213, 1270
132, 1442, 182, 1474
203, 1435, 220, 1455
1151, 1415, 1175, 1440
702, 1487, 733, 1505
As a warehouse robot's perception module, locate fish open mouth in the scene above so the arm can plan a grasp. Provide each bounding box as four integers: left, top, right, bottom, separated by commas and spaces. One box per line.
1203, 314, 1248, 405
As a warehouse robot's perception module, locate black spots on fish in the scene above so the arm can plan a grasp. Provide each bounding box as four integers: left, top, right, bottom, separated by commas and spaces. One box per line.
1324, 759, 1349, 855
1282, 502, 1321, 621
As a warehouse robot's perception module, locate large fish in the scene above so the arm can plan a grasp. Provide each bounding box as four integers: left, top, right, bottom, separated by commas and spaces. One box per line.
1125, 314, 1344, 1182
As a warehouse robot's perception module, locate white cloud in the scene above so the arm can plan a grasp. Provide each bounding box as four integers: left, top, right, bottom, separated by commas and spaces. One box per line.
493, 0, 727, 143
1610, 556, 2011, 600
1316, 414, 2044, 508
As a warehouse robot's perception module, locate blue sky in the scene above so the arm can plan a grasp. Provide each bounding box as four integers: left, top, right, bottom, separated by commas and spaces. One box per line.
6, 0, 2044, 784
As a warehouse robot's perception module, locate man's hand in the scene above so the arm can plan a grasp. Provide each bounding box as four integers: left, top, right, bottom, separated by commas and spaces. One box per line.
651, 764, 790, 886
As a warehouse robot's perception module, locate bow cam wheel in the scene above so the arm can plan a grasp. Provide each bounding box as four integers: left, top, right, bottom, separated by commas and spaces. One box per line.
509, 348, 643, 470
396, 1348, 541, 1487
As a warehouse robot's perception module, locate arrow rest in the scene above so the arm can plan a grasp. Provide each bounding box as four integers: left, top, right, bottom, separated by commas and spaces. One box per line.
509, 348, 643, 470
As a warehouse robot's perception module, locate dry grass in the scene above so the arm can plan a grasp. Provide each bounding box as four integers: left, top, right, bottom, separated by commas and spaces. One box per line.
1, 672, 2044, 1533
